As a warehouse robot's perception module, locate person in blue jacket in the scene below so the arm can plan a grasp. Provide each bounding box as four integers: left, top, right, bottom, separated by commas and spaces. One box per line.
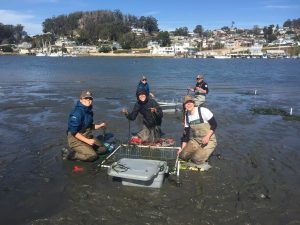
63, 90, 106, 161
136, 75, 155, 98
122, 90, 163, 143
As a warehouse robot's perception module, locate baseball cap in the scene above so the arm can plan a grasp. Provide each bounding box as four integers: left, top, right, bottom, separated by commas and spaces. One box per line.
196, 74, 204, 79
80, 90, 93, 99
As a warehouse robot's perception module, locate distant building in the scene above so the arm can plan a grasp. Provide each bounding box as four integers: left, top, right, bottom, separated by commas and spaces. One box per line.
150, 46, 175, 55
266, 49, 286, 57
249, 45, 263, 56
112, 41, 122, 49
131, 27, 146, 36
17, 42, 32, 49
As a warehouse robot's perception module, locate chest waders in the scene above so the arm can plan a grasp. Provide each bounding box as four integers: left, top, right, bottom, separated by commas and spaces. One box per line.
181, 108, 217, 164
194, 93, 205, 107
67, 128, 103, 161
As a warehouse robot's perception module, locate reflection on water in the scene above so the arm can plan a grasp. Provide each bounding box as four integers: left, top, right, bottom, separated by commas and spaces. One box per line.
0, 57, 300, 225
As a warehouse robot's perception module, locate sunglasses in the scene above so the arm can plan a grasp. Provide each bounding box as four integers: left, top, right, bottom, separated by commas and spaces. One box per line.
83, 97, 93, 100
142, 79, 147, 81
196, 78, 202, 80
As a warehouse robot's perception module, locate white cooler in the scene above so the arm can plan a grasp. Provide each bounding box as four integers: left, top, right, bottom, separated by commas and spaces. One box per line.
107, 158, 168, 188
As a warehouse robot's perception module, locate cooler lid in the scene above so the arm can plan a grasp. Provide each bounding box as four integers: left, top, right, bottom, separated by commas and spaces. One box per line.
107, 158, 165, 181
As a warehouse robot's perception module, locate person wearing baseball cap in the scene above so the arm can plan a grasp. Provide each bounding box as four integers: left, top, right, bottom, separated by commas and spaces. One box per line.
178, 95, 217, 169
187, 74, 209, 106
136, 75, 155, 98
122, 90, 163, 143
63, 90, 107, 161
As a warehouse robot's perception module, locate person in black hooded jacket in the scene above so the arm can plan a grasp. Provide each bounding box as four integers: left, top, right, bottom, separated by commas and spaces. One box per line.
122, 91, 163, 143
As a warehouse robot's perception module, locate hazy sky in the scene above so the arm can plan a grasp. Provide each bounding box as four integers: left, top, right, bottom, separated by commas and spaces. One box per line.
1, 0, 299, 35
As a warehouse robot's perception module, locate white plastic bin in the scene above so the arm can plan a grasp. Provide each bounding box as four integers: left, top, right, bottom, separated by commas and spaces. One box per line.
107, 158, 168, 188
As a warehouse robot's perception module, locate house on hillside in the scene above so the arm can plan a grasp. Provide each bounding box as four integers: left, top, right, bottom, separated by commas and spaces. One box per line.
131, 28, 146, 36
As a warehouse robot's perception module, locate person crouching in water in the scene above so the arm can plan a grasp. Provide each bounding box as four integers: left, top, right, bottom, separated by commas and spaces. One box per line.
122, 91, 163, 143
64, 90, 107, 161
178, 95, 217, 166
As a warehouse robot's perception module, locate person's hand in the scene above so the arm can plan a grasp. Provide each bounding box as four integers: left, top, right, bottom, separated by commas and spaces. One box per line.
95, 122, 106, 129
86, 138, 97, 146
149, 107, 157, 113
177, 147, 183, 156
202, 135, 210, 145
187, 86, 194, 92
179, 142, 186, 155
121, 108, 128, 115
150, 92, 155, 98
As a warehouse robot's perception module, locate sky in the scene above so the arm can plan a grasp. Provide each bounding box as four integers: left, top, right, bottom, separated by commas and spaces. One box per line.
0, 0, 299, 36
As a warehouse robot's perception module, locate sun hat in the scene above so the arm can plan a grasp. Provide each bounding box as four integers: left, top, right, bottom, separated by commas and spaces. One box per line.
80, 90, 93, 99
183, 95, 195, 104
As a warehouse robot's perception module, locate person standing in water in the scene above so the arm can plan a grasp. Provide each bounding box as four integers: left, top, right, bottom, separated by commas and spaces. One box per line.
136, 75, 155, 98
63, 90, 107, 161
188, 74, 208, 106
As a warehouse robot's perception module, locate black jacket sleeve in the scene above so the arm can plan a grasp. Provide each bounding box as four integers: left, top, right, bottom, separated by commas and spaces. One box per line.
208, 116, 217, 131
181, 127, 190, 143
126, 103, 140, 121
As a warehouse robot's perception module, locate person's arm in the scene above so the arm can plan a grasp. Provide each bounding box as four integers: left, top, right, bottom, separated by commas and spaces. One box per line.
196, 83, 208, 94
202, 116, 217, 144
195, 85, 207, 94
149, 92, 155, 98
150, 100, 163, 118
75, 132, 97, 145
187, 86, 195, 92
124, 103, 140, 121
178, 126, 190, 155
94, 122, 106, 130
68, 111, 98, 146
181, 127, 190, 143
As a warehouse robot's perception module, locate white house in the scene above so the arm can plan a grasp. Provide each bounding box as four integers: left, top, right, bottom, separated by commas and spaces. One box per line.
150, 45, 175, 55
131, 28, 145, 36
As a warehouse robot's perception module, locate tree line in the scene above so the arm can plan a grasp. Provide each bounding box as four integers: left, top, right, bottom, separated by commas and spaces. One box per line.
0, 23, 29, 45
42, 9, 159, 48
0, 10, 299, 51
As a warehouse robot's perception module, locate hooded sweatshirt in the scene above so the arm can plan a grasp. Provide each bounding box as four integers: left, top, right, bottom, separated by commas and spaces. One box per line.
127, 94, 163, 128
68, 101, 94, 135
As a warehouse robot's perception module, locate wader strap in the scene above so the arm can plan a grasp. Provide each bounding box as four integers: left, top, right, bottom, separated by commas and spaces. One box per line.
186, 107, 204, 125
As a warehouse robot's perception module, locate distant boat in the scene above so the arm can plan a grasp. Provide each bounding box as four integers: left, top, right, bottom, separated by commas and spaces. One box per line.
157, 100, 182, 113
36, 52, 47, 57
213, 55, 231, 59
48, 52, 62, 57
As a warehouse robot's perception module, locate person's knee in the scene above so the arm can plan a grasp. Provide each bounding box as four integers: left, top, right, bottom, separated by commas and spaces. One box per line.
179, 151, 190, 161
192, 147, 215, 164
82, 152, 98, 162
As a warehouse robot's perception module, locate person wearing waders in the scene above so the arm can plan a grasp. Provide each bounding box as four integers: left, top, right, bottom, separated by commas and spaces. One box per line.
63, 90, 107, 161
122, 90, 163, 143
178, 95, 217, 168
187, 74, 208, 106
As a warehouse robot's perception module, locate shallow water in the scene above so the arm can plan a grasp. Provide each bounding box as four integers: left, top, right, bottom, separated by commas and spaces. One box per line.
0, 56, 300, 225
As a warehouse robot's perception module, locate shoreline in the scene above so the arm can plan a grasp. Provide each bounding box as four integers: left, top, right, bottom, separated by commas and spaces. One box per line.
0, 52, 175, 58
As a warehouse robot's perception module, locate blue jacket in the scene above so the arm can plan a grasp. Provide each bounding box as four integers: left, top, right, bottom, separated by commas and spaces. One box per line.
68, 101, 94, 135
136, 81, 150, 97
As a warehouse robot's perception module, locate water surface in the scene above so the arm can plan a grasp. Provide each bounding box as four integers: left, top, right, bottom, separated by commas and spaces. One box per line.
0, 56, 299, 225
